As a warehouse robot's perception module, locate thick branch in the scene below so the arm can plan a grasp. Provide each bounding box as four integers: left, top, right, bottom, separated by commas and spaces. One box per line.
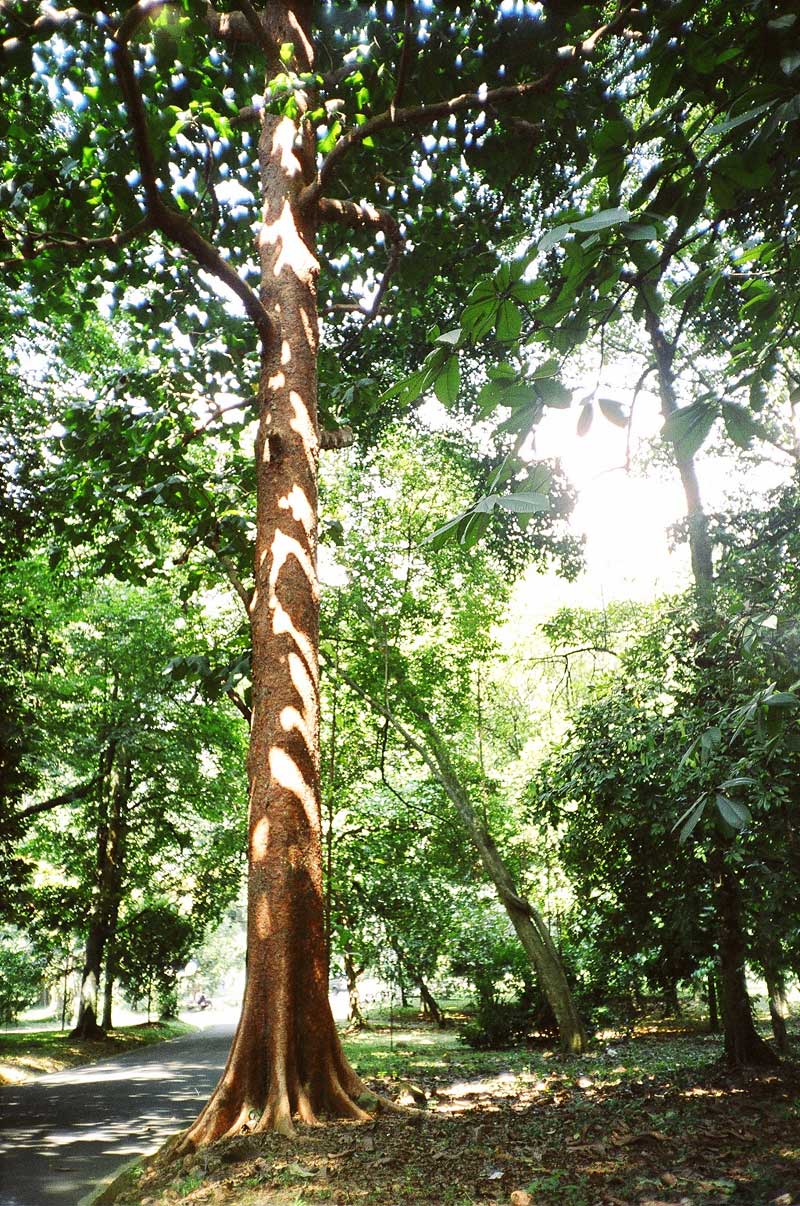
112, 2, 276, 350
17, 775, 100, 821
304, 4, 634, 201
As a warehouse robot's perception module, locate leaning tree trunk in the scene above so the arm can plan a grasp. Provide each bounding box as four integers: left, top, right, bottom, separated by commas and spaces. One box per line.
361, 688, 587, 1053
180, 95, 366, 1148
71, 751, 129, 1040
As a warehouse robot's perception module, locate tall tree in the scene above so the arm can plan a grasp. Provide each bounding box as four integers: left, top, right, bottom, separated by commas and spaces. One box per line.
2, 0, 637, 1139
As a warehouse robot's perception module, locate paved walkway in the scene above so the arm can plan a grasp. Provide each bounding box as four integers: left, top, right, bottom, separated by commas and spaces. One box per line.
0, 1023, 235, 1206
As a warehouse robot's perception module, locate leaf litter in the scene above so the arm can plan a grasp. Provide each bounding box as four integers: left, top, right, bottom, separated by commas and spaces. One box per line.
105, 1019, 800, 1206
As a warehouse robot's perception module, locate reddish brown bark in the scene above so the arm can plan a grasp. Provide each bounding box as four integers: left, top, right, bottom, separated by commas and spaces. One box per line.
179, 14, 365, 1145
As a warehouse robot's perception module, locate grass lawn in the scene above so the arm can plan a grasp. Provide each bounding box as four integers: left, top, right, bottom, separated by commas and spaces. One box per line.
0, 1018, 194, 1083
102, 1012, 799, 1206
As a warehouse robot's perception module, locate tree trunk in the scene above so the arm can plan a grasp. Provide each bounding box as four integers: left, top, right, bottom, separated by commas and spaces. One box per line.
343, 948, 365, 1028
71, 751, 129, 1040
644, 307, 714, 589
764, 967, 790, 1053
711, 849, 778, 1067
179, 46, 365, 1146
707, 971, 719, 1033
349, 681, 587, 1053
409, 708, 585, 1051
391, 945, 445, 1027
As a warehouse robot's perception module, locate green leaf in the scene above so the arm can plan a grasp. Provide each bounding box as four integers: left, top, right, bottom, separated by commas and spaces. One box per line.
279, 42, 295, 64
495, 491, 549, 514
764, 691, 800, 708
577, 401, 593, 436
435, 328, 462, 347
529, 357, 560, 380
721, 402, 765, 449
598, 397, 628, 428
662, 402, 716, 460
433, 356, 460, 407
495, 299, 522, 341
673, 797, 706, 845
572, 206, 630, 233
539, 222, 573, 254
537, 378, 571, 408
715, 794, 752, 831
706, 103, 773, 136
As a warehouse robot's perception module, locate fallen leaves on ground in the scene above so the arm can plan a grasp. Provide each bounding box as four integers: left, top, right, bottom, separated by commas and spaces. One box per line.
106, 1021, 800, 1206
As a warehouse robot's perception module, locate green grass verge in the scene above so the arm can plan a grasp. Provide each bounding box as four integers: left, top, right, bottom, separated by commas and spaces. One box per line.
0, 1019, 194, 1083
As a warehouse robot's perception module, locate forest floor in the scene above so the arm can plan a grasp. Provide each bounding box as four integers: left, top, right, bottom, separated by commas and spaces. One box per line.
0, 1018, 193, 1083
102, 1011, 799, 1206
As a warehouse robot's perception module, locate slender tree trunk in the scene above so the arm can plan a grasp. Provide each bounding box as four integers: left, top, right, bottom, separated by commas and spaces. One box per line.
411, 707, 585, 1051
708, 971, 719, 1033
644, 308, 714, 589
391, 944, 445, 1026
765, 969, 789, 1053
180, 31, 365, 1144
348, 679, 587, 1053
343, 949, 365, 1028
710, 848, 778, 1066
643, 305, 781, 1068
101, 931, 118, 1032
71, 751, 129, 1040
397, 964, 408, 1008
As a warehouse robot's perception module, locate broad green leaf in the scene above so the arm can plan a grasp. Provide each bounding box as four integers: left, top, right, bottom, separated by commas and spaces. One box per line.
572, 206, 630, 233
537, 378, 571, 408
721, 402, 764, 449
662, 402, 716, 460
495, 492, 549, 514
715, 794, 752, 830
598, 397, 628, 428
529, 357, 560, 380
434, 356, 460, 407
673, 797, 706, 845
764, 691, 800, 708
706, 102, 773, 136
538, 222, 573, 253
495, 299, 522, 342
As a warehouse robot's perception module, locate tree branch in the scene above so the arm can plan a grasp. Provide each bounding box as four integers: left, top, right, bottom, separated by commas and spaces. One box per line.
303, 3, 635, 202
206, 531, 253, 614
0, 3, 89, 56
391, 1, 414, 116
17, 775, 100, 821
317, 196, 404, 333
226, 688, 252, 724
182, 396, 257, 444
112, 1, 276, 351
